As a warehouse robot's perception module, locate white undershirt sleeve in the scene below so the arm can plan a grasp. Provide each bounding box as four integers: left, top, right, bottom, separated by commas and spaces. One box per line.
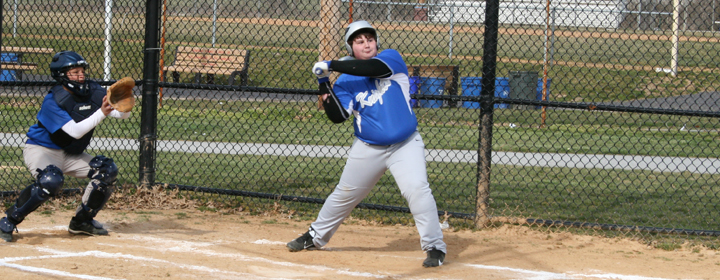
109, 110, 131, 119
60, 110, 107, 139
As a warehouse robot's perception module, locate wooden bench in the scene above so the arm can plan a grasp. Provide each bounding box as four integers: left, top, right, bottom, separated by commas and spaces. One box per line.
163, 46, 250, 86
1, 46, 54, 81
408, 65, 460, 107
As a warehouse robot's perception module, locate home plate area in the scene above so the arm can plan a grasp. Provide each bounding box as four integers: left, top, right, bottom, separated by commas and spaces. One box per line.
0, 209, 716, 279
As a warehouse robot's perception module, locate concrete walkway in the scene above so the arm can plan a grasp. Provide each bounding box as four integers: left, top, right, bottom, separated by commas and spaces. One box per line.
3, 133, 718, 175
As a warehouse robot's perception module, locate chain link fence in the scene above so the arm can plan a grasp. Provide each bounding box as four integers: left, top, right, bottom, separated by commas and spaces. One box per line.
2, 0, 719, 248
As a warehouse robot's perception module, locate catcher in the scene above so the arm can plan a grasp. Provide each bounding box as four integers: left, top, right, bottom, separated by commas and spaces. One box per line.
0, 51, 134, 242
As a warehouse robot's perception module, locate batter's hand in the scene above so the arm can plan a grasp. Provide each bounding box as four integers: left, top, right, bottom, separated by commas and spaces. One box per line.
313, 61, 332, 83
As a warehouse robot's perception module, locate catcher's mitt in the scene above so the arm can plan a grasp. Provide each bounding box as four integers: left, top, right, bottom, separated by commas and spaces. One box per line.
107, 77, 135, 112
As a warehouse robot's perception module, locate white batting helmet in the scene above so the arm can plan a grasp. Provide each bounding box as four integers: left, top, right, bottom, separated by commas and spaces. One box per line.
344, 20, 380, 57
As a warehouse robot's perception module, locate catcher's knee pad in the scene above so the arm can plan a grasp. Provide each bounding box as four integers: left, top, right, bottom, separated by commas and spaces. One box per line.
6, 165, 64, 224
87, 155, 118, 186
36, 165, 65, 195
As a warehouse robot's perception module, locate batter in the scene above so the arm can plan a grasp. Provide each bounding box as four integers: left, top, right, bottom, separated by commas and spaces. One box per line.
286, 20, 447, 267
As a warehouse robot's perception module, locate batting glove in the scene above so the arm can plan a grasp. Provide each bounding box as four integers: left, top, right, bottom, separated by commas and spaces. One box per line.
313, 61, 332, 83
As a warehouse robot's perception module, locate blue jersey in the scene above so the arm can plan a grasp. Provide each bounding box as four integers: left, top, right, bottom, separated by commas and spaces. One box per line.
333, 49, 418, 146
26, 82, 104, 153
26, 92, 75, 149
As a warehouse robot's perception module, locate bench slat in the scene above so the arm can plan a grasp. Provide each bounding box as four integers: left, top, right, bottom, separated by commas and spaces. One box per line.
205, 55, 245, 63
174, 53, 207, 62
167, 61, 245, 69
164, 66, 236, 75
177, 46, 246, 56
1, 46, 55, 54
1, 62, 39, 70
172, 54, 246, 64
172, 58, 246, 67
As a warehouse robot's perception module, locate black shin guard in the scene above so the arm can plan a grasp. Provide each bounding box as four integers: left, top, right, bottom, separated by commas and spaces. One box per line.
6, 183, 49, 224
6, 165, 64, 225
73, 156, 117, 223
73, 180, 113, 223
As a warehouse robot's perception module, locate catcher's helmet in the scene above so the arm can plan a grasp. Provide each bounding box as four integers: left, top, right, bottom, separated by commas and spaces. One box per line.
344, 20, 380, 57
50, 51, 90, 97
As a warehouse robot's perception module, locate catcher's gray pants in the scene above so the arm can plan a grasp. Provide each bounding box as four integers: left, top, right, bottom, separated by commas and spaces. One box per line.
23, 144, 98, 211
310, 131, 447, 253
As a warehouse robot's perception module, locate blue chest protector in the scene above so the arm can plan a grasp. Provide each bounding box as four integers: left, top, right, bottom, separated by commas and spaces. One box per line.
39, 83, 105, 154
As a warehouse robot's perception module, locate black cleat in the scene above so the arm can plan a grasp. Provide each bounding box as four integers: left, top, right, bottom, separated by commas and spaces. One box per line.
68, 219, 109, 236
423, 248, 445, 267
0, 217, 16, 242
287, 230, 316, 252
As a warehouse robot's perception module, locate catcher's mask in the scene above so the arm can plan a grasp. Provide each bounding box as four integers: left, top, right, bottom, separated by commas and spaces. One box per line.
344, 20, 380, 57
50, 51, 90, 98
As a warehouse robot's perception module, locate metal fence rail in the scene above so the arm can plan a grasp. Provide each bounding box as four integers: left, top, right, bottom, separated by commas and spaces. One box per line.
2, 0, 718, 247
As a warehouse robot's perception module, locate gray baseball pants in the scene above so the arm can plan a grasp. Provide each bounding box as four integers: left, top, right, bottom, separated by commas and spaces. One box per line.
310, 131, 447, 253
23, 144, 97, 207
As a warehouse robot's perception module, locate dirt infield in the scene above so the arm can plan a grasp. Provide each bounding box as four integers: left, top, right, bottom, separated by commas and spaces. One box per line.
2, 206, 718, 280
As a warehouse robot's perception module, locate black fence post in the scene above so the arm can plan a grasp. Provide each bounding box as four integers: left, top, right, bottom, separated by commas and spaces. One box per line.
476, 0, 500, 229
139, 0, 162, 187
1, 0, 4, 52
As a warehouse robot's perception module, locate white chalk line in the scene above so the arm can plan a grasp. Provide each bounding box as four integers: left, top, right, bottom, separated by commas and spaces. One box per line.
107, 234, 391, 278
463, 263, 702, 280
1, 228, 703, 280
2, 229, 388, 280
8, 225, 69, 232
0, 252, 119, 280
1, 245, 274, 280
377, 254, 700, 280
125, 234, 698, 280
0, 262, 116, 280
0, 230, 274, 280
37, 247, 276, 280
251, 239, 286, 245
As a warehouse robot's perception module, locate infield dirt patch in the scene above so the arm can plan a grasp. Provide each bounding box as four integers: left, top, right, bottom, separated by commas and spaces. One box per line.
1, 201, 718, 280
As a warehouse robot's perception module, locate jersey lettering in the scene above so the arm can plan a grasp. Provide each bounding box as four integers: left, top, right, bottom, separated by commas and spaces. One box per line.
355, 79, 391, 108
